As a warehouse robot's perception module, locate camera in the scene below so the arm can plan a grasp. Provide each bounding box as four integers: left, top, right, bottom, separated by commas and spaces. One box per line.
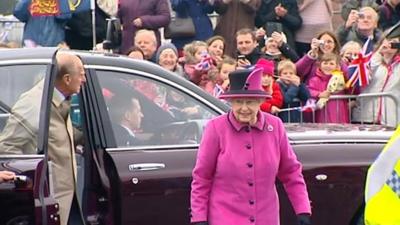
317, 40, 325, 47
391, 42, 400, 49
237, 55, 246, 60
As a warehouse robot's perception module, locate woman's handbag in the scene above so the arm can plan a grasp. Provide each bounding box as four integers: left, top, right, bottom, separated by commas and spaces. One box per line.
164, 17, 196, 39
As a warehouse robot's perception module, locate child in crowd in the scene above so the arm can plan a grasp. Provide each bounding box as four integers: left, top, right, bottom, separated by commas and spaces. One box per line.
340, 41, 362, 65
127, 46, 145, 60
207, 35, 225, 65
276, 60, 310, 123
183, 41, 215, 94
340, 41, 362, 95
308, 53, 350, 123
263, 32, 299, 63
255, 58, 283, 114
213, 56, 236, 98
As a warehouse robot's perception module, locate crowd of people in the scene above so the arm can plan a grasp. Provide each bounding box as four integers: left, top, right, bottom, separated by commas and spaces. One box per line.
1, 1, 400, 225
1, 0, 400, 126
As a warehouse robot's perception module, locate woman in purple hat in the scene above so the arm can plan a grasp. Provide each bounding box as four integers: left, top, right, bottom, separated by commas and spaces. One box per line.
190, 68, 312, 225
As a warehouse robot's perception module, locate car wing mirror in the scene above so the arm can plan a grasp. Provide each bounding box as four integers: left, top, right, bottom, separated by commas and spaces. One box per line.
103, 17, 122, 50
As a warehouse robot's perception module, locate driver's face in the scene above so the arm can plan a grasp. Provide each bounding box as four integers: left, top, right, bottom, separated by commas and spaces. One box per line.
128, 99, 143, 130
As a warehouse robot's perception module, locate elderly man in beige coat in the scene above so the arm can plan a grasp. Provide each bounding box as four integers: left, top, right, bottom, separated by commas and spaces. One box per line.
0, 52, 86, 225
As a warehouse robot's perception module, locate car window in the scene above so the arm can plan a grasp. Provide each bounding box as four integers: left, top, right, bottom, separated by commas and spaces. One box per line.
96, 70, 218, 147
0, 64, 46, 155
70, 94, 81, 127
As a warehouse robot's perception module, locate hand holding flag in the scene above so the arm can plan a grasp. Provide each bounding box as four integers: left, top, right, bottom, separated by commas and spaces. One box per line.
345, 38, 374, 89
194, 51, 214, 71
279, 99, 317, 112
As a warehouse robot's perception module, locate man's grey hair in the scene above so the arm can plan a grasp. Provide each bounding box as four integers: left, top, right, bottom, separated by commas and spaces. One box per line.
134, 29, 157, 46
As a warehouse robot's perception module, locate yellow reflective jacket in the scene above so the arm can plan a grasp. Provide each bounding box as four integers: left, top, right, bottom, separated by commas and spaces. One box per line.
365, 126, 400, 225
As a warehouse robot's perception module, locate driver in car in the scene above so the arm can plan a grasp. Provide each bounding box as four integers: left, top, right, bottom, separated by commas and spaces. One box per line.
108, 96, 144, 146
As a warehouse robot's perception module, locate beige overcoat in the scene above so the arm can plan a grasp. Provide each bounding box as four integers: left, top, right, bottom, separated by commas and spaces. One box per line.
0, 81, 79, 225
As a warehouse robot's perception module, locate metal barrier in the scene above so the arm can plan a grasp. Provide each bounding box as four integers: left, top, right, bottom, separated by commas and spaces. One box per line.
280, 92, 399, 127
0, 17, 23, 44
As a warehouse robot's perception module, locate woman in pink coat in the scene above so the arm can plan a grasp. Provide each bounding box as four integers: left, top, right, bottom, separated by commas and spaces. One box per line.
296, 31, 348, 84
190, 68, 312, 225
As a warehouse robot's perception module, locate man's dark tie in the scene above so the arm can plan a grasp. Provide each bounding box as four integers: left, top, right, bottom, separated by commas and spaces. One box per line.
59, 99, 71, 121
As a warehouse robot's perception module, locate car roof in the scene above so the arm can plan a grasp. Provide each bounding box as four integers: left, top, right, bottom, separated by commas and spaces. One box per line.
286, 123, 394, 144
0, 47, 57, 61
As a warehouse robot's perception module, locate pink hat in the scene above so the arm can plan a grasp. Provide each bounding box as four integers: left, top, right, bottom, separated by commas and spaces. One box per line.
255, 58, 274, 76
219, 68, 271, 99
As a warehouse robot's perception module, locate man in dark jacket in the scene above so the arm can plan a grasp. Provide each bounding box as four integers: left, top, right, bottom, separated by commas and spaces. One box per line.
341, 0, 380, 21
109, 97, 144, 147
134, 29, 158, 63
337, 6, 382, 47
236, 28, 266, 67
255, 0, 302, 51
65, 6, 109, 50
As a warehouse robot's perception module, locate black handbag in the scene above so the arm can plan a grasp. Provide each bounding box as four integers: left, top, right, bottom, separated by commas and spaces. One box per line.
164, 17, 196, 39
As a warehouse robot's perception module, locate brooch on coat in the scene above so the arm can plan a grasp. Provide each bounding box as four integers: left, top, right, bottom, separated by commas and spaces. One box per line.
265, 124, 274, 132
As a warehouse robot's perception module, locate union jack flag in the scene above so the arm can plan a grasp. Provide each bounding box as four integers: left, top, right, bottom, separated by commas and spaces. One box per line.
345, 38, 374, 89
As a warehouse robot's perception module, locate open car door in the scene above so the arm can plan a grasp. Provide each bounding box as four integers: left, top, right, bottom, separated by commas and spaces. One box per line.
0, 48, 60, 225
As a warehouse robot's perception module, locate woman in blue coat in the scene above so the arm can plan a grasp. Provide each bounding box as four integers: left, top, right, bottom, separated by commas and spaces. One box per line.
170, 0, 215, 51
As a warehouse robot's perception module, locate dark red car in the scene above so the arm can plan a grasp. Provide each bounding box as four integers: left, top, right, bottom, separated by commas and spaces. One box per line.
0, 48, 394, 225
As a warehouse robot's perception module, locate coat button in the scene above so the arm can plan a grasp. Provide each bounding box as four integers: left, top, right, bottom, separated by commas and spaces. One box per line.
247, 163, 253, 168
248, 181, 254, 186
249, 216, 255, 222
249, 200, 255, 205
246, 144, 251, 149
245, 126, 250, 132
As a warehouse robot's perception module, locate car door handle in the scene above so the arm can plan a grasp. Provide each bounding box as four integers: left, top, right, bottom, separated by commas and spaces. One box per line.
129, 163, 166, 171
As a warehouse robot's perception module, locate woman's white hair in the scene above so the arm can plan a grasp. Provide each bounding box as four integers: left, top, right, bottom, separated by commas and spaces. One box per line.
340, 41, 362, 56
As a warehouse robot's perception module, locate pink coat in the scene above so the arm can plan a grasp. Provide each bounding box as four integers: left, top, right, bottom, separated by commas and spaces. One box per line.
308, 69, 350, 123
296, 54, 348, 84
191, 111, 311, 225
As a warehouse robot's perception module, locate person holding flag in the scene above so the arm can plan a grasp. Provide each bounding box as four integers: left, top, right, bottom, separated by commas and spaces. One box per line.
352, 22, 400, 127
365, 124, 400, 224
344, 36, 374, 93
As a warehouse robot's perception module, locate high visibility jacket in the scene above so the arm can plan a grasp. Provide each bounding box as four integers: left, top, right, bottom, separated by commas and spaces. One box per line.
365, 126, 400, 225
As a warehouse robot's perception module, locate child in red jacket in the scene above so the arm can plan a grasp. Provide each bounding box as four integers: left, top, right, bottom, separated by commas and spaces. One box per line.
255, 58, 283, 114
